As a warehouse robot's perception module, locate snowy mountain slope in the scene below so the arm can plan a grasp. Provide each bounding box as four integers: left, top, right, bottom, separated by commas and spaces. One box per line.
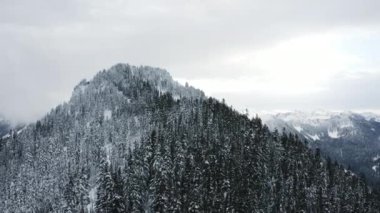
0, 116, 12, 138
0, 64, 205, 212
263, 110, 380, 187
362, 112, 380, 123
0, 64, 379, 212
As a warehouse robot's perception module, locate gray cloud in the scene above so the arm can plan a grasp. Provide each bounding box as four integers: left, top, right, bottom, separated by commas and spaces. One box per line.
1, 0, 380, 122
212, 72, 380, 114
320, 73, 380, 110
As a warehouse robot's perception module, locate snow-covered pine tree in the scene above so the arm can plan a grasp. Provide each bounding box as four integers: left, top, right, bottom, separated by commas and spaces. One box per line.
96, 159, 116, 212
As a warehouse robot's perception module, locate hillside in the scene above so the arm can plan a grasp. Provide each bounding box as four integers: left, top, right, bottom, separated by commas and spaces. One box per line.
0, 64, 379, 212
263, 111, 380, 188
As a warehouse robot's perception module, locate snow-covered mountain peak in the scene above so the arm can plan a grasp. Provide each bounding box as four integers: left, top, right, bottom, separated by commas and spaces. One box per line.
274, 110, 354, 121
262, 110, 380, 143
109, 63, 172, 82
70, 63, 205, 104
269, 110, 366, 127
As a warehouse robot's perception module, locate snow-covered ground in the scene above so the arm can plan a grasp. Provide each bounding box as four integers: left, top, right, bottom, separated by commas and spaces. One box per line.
87, 186, 97, 212
306, 134, 320, 141
104, 109, 112, 120
373, 154, 380, 162
328, 129, 340, 139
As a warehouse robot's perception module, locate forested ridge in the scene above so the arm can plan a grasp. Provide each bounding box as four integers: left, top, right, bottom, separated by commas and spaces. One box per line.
0, 64, 379, 212
263, 111, 380, 189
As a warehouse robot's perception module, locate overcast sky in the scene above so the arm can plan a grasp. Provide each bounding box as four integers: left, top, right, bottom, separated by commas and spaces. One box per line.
1, 0, 380, 123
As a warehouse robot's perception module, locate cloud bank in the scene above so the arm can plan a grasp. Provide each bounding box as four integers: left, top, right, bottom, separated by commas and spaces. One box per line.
1, 0, 380, 122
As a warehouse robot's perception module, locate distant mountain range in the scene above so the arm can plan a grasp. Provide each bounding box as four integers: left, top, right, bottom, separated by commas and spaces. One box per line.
263, 110, 380, 187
